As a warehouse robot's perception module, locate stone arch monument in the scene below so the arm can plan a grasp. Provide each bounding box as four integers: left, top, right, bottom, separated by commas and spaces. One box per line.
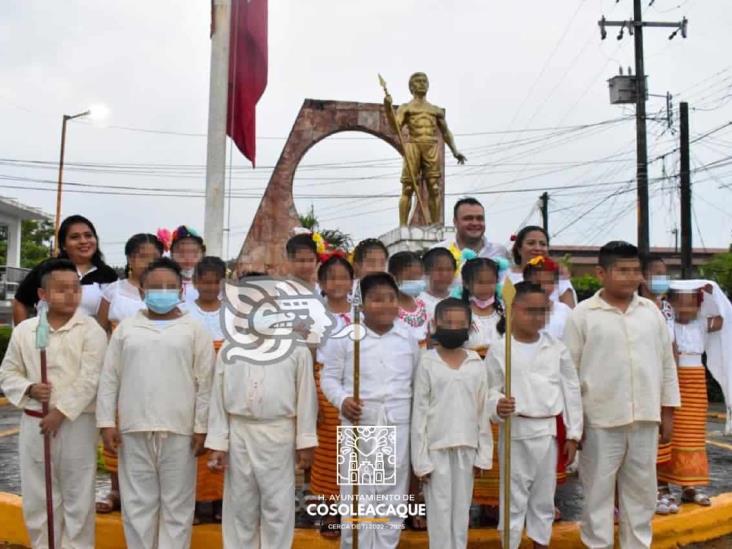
236, 99, 445, 274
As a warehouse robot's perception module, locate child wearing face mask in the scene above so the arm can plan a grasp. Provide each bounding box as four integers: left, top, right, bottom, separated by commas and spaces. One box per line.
388, 251, 430, 345
462, 258, 503, 357
97, 258, 214, 549
412, 298, 493, 548
640, 255, 674, 337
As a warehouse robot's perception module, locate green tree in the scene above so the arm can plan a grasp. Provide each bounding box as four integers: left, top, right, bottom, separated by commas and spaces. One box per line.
700, 251, 732, 296
0, 219, 54, 268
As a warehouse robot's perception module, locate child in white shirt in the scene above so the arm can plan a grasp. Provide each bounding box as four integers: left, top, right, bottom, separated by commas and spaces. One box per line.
462, 258, 502, 358
97, 257, 214, 549
412, 297, 492, 548
389, 251, 430, 344
0, 259, 107, 549
322, 273, 421, 549
487, 282, 582, 549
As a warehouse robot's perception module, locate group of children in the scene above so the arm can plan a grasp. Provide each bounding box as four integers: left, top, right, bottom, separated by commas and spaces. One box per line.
0, 220, 726, 549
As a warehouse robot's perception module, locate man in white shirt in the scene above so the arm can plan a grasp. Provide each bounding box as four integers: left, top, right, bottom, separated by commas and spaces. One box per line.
434, 197, 510, 263
0, 259, 108, 549
322, 273, 421, 549
564, 241, 680, 549
205, 345, 318, 548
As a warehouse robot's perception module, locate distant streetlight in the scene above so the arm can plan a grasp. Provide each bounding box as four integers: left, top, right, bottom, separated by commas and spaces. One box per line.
53, 105, 108, 253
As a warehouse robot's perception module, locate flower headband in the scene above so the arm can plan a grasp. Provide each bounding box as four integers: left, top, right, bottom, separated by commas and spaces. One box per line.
156, 225, 202, 253
527, 255, 558, 271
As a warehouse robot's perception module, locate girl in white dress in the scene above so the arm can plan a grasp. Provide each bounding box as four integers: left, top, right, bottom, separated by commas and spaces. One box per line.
389, 251, 430, 345
169, 225, 205, 305
461, 258, 502, 357
97, 233, 163, 334
522, 256, 572, 340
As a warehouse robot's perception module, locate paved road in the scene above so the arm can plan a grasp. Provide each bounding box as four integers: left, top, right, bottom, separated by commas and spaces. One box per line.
1, 399, 731, 532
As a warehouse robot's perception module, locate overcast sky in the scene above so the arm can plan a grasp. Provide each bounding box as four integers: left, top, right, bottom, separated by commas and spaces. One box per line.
2, 0, 731, 266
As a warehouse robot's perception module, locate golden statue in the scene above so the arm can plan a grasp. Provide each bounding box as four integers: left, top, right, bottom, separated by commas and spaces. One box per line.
381, 72, 467, 226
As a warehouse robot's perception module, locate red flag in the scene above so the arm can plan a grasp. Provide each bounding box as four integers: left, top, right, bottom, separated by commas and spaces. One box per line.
227, 0, 268, 167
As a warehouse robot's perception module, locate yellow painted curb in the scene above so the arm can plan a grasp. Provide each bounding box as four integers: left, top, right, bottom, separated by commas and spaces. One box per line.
2, 491, 732, 548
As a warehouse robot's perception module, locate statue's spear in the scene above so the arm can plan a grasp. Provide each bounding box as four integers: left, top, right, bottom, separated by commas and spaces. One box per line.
501, 279, 517, 549
378, 74, 432, 225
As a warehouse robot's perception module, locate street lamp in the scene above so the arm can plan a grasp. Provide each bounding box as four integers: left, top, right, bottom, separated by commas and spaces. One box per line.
53, 106, 107, 253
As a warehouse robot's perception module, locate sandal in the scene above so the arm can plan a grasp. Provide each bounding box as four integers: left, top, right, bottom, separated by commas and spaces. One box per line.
655, 492, 671, 516
95, 491, 120, 514
319, 515, 341, 538
681, 488, 711, 506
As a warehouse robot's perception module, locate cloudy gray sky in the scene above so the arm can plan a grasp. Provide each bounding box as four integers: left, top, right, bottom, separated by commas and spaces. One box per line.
1, 0, 731, 266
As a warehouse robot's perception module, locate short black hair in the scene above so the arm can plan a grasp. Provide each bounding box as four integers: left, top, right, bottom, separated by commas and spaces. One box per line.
512, 225, 549, 265
434, 297, 472, 325
38, 258, 78, 289
422, 247, 457, 272
317, 255, 354, 284
285, 234, 318, 259
195, 256, 227, 280
359, 272, 399, 302
641, 254, 665, 274
598, 240, 639, 269
353, 238, 388, 265
496, 281, 546, 335
387, 251, 421, 278
453, 197, 483, 220
141, 257, 183, 286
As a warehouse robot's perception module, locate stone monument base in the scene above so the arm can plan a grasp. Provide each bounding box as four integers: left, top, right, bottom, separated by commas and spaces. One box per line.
378, 225, 455, 255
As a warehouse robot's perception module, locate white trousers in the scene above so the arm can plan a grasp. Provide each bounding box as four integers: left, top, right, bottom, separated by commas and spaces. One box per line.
222, 417, 296, 549
339, 419, 410, 549
118, 431, 196, 549
498, 434, 557, 549
423, 447, 475, 549
19, 413, 97, 549
579, 422, 659, 549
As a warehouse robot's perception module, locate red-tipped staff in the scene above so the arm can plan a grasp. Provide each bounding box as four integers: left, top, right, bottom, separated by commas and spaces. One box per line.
35, 300, 55, 549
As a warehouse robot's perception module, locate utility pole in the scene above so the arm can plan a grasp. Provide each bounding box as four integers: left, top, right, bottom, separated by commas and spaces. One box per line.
204, 0, 231, 259
540, 192, 549, 234
599, 7, 687, 258
679, 102, 692, 278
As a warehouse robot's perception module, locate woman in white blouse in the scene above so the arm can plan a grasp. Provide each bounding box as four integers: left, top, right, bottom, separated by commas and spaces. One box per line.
507, 225, 576, 308
13, 215, 118, 324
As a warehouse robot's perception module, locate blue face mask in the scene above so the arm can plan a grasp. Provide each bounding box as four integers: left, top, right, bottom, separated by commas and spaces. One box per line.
399, 279, 427, 298
649, 275, 670, 295
145, 289, 181, 314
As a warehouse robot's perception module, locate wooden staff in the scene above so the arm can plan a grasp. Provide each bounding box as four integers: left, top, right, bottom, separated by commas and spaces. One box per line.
352, 285, 362, 549
35, 301, 55, 549
501, 279, 516, 549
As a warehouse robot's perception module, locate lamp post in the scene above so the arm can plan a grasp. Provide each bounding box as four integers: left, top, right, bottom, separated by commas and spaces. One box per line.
54, 110, 91, 254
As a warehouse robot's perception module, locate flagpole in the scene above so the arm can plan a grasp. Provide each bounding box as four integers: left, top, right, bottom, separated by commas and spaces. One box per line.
204, 0, 231, 258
